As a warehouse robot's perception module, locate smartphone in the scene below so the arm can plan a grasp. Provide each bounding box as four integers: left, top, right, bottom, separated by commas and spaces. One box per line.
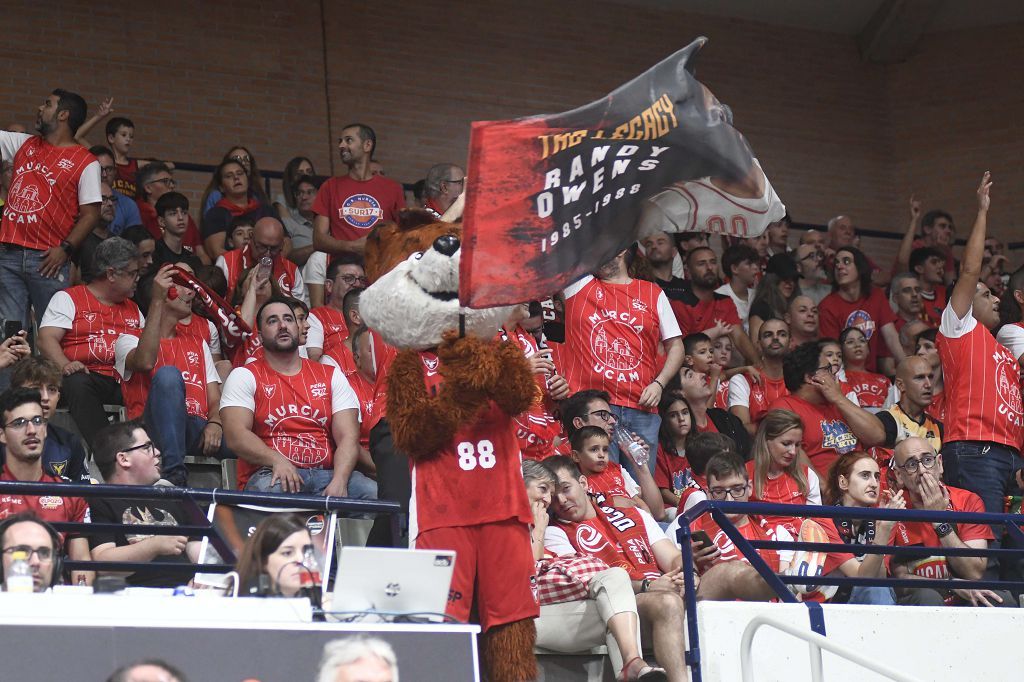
690, 530, 714, 551
2, 320, 21, 341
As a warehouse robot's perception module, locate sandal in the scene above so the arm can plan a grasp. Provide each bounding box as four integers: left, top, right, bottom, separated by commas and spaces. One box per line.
618, 656, 668, 682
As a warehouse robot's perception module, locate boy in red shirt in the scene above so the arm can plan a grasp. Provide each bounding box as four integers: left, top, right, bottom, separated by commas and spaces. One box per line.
572, 425, 654, 514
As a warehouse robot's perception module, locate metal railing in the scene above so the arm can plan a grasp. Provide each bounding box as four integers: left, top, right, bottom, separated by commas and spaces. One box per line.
676, 499, 1024, 682
0, 480, 402, 576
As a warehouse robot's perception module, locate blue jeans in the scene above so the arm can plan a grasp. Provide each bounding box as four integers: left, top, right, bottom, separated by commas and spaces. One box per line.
0, 245, 69, 330
848, 585, 896, 605
608, 404, 661, 477
143, 366, 234, 485
245, 466, 378, 499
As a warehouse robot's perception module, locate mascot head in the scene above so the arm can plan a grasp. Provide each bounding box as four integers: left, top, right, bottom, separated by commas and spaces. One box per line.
360, 208, 513, 350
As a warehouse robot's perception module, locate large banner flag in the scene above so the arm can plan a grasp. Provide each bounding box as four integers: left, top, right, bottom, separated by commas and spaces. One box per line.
460, 37, 786, 308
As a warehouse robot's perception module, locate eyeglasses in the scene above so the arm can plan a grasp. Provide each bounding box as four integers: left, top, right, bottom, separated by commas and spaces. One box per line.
896, 453, 938, 474
2, 545, 52, 561
117, 267, 142, 280
99, 165, 116, 175
148, 177, 176, 189
587, 410, 614, 422
253, 243, 283, 256
101, 195, 116, 204
444, 178, 466, 186
4, 415, 46, 430
815, 365, 833, 373
340, 274, 369, 286
121, 441, 156, 456
708, 483, 750, 500
800, 251, 822, 262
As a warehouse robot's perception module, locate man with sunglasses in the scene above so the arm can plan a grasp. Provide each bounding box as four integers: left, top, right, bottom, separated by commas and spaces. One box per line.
890, 437, 1013, 608
89, 421, 201, 588
0, 388, 91, 585
217, 216, 307, 304
38, 237, 144, 451
306, 255, 367, 363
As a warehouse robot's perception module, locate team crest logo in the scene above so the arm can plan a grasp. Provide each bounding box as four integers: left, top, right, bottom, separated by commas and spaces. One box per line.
272, 431, 327, 466
185, 397, 203, 415
821, 419, 857, 454
589, 317, 642, 378
992, 349, 1023, 418
595, 287, 605, 304
843, 310, 876, 339
81, 312, 97, 323
575, 525, 611, 554
262, 384, 277, 399
50, 461, 67, 477
423, 356, 439, 372
7, 174, 49, 214
330, 325, 344, 334
340, 193, 382, 229
38, 496, 64, 510
88, 333, 115, 363
310, 382, 328, 399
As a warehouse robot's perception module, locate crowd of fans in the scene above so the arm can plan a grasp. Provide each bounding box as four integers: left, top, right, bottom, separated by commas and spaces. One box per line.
1, 89, 1023, 677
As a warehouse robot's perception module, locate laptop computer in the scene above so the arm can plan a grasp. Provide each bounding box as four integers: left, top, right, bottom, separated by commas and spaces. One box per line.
329, 547, 455, 621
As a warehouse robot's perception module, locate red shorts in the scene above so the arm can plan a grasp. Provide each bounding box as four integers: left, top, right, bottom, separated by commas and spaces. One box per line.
414, 519, 539, 630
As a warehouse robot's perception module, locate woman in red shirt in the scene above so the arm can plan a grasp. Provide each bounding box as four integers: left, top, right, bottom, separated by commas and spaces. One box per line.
839, 327, 894, 409
655, 392, 693, 513
747, 409, 822, 536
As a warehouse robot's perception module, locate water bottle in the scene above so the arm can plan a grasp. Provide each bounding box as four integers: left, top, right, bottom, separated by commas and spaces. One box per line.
300, 546, 323, 612
5, 550, 33, 593
615, 424, 649, 469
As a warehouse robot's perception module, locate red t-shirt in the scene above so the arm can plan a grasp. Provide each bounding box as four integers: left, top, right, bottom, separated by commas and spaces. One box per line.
919, 284, 947, 328
307, 306, 350, 356
365, 330, 399, 433
561, 276, 680, 412
669, 287, 741, 337
221, 358, 356, 488
0, 466, 89, 538
39, 285, 144, 377
323, 346, 375, 450
696, 514, 781, 573
218, 246, 302, 303
114, 158, 139, 198
408, 351, 531, 537
0, 135, 99, 250
769, 394, 858, 476
136, 199, 203, 248
818, 288, 897, 372
844, 370, 891, 409
312, 174, 406, 242
729, 373, 789, 426
175, 316, 220, 358
746, 460, 818, 537
499, 325, 560, 461
891, 485, 992, 579
116, 335, 215, 420
585, 462, 634, 500
654, 444, 689, 495
713, 378, 729, 410
938, 305, 1024, 448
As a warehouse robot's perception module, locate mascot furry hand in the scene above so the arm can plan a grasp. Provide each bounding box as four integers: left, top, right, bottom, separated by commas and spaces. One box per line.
361, 209, 539, 682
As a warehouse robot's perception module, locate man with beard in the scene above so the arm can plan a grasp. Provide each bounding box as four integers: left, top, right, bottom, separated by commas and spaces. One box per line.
890, 273, 925, 334
0, 90, 101, 331
785, 295, 819, 348
221, 299, 374, 499
76, 180, 116, 283
729, 318, 790, 434
670, 247, 759, 365
795, 244, 830, 305
561, 249, 683, 473
641, 230, 688, 301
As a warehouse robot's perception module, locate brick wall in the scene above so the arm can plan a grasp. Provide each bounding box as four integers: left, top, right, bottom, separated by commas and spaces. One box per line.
1, 0, 1019, 269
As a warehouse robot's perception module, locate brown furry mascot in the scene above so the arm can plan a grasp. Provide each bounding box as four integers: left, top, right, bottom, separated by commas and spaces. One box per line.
361, 205, 539, 682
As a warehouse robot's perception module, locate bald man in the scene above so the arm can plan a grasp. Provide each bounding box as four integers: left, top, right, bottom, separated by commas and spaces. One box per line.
873, 356, 943, 453
216, 217, 307, 304
889, 437, 1013, 607
784, 295, 819, 348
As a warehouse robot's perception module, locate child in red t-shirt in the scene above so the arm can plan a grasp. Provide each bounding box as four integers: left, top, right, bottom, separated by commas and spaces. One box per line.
655, 393, 693, 512
711, 334, 734, 409
571, 426, 648, 512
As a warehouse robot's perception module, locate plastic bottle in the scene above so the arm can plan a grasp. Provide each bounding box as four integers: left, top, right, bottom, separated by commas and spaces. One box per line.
5, 550, 34, 593
615, 424, 649, 468
300, 546, 324, 613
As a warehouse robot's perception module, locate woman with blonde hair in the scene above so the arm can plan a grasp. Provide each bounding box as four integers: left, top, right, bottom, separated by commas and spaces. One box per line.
746, 409, 821, 536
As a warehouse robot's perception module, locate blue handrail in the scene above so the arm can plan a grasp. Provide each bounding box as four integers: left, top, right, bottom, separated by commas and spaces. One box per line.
676, 499, 1024, 682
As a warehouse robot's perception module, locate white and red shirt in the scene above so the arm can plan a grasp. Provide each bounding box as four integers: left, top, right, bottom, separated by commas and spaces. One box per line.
584, 462, 640, 500
499, 325, 561, 461
844, 370, 894, 409
216, 247, 307, 304
746, 460, 822, 537
312, 175, 405, 242
938, 304, 1024, 449
175, 315, 222, 358
769, 394, 858, 476
39, 285, 144, 377
818, 288, 897, 372
729, 373, 789, 426
114, 334, 219, 420
306, 306, 349, 356
561, 276, 680, 412
221, 358, 358, 488
695, 514, 791, 573
408, 350, 531, 539
0, 133, 101, 250
0, 467, 89, 539
322, 347, 375, 449
996, 321, 1024, 364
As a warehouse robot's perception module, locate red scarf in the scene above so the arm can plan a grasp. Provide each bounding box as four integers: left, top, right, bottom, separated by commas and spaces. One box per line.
557, 494, 660, 580
169, 266, 251, 347
215, 195, 262, 217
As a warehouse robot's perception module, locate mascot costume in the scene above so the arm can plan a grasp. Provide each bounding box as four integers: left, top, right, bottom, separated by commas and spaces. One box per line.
360, 201, 540, 681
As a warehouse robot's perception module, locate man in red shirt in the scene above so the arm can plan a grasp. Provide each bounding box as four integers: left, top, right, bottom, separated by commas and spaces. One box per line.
670, 247, 759, 365
729, 318, 790, 435
910, 248, 948, 328
114, 266, 228, 487
312, 124, 405, 257
770, 341, 885, 476
819, 246, 904, 374
421, 163, 465, 219
220, 299, 372, 500
937, 174, 1024, 552
0, 388, 91, 585
890, 437, 1011, 607
0, 90, 101, 332
561, 249, 684, 473
306, 254, 367, 363
217, 217, 306, 304
37, 237, 144, 450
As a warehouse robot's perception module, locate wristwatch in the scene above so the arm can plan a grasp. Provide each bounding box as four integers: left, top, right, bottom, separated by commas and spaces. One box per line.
933, 522, 954, 538
640, 578, 652, 593
59, 240, 74, 255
